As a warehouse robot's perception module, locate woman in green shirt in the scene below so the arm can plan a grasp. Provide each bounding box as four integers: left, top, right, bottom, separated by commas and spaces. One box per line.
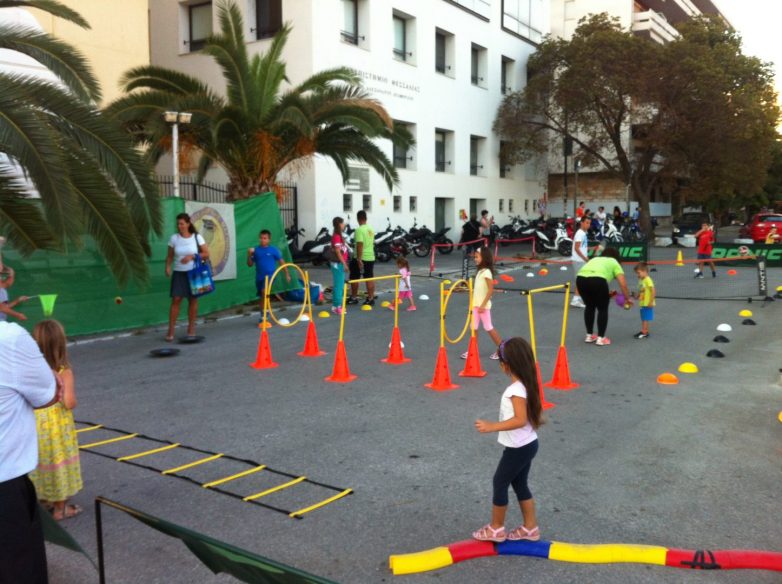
575, 247, 632, 346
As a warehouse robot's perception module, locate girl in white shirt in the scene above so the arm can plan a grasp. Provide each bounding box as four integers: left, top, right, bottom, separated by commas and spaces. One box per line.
473, 337, 543, 543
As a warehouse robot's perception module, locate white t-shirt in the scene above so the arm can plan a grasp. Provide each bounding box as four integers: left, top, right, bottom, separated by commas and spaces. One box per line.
596, 211, 607, 222
399, 268, 412, 292
498, 380, 538, 448
571, 229, 588, 263
472, 268, 492, 310
0, 322, 56, 482
168, 233, 206, 272
0, 287, 7, 322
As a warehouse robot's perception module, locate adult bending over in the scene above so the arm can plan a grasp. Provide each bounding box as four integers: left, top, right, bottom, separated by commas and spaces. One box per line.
575, 247, 631, 346
165, 213, 210, 341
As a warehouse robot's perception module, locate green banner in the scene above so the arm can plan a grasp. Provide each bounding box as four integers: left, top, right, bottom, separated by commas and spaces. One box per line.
98, 498, 338, 584
5, 194, 298, 337
711, 243, 782, 267
587, 241, 648, 261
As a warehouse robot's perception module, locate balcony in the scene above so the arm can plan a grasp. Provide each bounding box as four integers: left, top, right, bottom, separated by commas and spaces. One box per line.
632, 10, 679, 44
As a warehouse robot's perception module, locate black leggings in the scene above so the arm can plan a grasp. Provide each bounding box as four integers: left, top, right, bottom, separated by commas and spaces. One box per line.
576, 276, 610, 337
492, 440, 538, 506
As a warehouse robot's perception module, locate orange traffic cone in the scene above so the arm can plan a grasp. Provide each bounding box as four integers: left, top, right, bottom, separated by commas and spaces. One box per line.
325, 340, 357, 383
425, 347, 458, 391
382, 327, 411, 364
544, 346, 579, 390
459, 335, 487, 377
535, 361, 555, 410
249, 330, 278, 369
298, 321, 326, 357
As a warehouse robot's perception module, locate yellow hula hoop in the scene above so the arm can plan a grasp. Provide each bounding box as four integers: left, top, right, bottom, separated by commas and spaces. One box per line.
443, 279, 472, 345
266, 263, 309, 328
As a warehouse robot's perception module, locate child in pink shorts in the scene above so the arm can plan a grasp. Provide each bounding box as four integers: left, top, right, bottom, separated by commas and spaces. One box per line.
462, 246, 502, 360
393, 257, 416, 311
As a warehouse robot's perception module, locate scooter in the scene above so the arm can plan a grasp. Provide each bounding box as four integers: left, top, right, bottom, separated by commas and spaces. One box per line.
431, 226, 454, 254
533, 219, 573, 256
300, 227, 335, 266
285, 225, 309, 263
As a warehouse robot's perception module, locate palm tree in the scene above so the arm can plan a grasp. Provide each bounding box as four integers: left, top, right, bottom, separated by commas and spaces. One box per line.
106, 0, 411, 201
0, 0, 161, 285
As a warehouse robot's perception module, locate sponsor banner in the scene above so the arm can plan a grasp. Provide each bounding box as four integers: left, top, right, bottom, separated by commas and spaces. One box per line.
587, 241, 648, 262
186, 201, 237, 280
711, 243, 782, 267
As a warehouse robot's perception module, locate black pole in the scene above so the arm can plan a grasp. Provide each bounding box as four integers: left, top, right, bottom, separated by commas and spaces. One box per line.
95, 498, 106, 584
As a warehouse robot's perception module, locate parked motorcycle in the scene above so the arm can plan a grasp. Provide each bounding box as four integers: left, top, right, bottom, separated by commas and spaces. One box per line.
533, 219, 573, 256
431, 226, 454, 254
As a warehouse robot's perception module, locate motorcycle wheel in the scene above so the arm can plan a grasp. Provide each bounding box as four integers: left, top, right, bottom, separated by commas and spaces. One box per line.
611, 234, 624, 243
376, 248, 391, 263
437, 238, 454, 254
312, 256, 325, 267
558, 240, 572, 257
534, 239, 547, 255
413, 240, 431, 258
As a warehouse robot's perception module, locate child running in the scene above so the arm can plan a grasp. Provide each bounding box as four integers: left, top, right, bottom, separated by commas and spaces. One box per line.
390, 257, 416, 311
462, 246, 502, 360
693, 223, 716, 278
633, 262, 655, 339
473, 337, 543, 542
29, 320, 83, 520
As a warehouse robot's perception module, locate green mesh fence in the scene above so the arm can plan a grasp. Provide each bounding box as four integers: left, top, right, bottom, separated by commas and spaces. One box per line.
5, 194, 297, 337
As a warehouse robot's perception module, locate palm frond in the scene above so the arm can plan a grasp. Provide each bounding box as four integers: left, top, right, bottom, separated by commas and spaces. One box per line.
207, 1, 251, 110
294, 67, 361, 95
314, 126, 399, 190
0, 24, 100, 102
0, 0, 89, 28
0, 166, 57, 254
119, 65, 212, 96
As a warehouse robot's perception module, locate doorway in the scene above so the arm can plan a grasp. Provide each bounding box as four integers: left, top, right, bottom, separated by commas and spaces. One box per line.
469, 197, 486, 220
435, 197, 453, 232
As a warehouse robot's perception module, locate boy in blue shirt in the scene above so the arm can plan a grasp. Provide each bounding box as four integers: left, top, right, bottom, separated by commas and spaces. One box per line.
247, 230, 289, 314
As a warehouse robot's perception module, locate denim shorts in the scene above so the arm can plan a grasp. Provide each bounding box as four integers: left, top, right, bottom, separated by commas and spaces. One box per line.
640, 307, 654, 321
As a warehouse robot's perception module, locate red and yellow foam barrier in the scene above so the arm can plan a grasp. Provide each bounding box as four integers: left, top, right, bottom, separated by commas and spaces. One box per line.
389, 539, 782, 575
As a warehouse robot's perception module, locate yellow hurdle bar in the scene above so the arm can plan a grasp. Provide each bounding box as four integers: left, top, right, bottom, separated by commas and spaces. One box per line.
80, 433, 139, 450
523, 284, 568, 295
243, 476, 306, 502
348, 274, 401, 284
288, 488, 353, 518
161, 453, 223, 475
202, 465, 267, 489
116, 443, 181, 462
75, 424, 103, 434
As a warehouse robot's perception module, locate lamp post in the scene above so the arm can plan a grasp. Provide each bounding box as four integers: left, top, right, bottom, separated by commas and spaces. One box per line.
163, 111, 192, 198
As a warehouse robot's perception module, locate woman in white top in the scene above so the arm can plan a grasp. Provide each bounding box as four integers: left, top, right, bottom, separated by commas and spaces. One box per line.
473, 337, 543, 543
164, 213, 209, 341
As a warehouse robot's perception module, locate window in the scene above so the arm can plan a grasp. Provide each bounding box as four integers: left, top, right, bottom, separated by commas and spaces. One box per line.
471, 44, 486, 87
499, 140, 511, 178
393, 121, 413, 169
393, 15, 407, 61
435, 130, 447, 172
524, 199, 529, 214
449, 0, 491, 19
362, 194, 372, 211
503, 0, 545, 44
501, 56, 515, 94
509, 199, 514, 213
188, 2, 212, 52
409, 196, 417, 212
499, 199, 504, 213
253, 0, 281, 39
435, 31, 446, 73
341, 0, 359, 44
393, 195, 402, 212
470, 135, 485, 176
343, 193, 352, 212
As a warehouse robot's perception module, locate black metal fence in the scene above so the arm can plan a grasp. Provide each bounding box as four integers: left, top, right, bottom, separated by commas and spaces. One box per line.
155, 176, 298, 229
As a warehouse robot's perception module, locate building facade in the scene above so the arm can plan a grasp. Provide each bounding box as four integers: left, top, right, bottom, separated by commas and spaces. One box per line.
546, 0, 726, 217
149, 0, 550, 234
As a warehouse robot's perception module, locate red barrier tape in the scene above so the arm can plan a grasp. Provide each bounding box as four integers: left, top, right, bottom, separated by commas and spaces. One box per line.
429, 237, 488, 276
493, 236, 536, 258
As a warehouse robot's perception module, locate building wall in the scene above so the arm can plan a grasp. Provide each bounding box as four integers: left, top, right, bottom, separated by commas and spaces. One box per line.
550, 0, 631, 38
27, 0, 150, 105
148, 0, 550, 234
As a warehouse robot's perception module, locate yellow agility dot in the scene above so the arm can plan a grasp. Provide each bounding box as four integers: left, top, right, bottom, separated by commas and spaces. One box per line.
361, 304, 372, 311
318, 311, 330, 318
678, 362, 699, 374
739, 309, 753, 318
381, 301, 391, 308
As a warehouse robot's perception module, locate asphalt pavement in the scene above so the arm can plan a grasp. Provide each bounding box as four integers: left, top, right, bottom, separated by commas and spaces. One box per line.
46, 245, 782, 584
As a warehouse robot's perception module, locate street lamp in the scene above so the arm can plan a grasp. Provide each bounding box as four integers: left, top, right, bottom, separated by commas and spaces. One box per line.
163, 111, 192, 198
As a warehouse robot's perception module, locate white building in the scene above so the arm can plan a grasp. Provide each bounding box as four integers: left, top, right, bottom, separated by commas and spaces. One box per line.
149, 0, 550, 234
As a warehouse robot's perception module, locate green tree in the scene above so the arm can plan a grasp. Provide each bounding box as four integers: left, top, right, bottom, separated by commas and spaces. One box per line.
0, 0, 161, 284
494, 14, 780, 233
105, 0, 411, 201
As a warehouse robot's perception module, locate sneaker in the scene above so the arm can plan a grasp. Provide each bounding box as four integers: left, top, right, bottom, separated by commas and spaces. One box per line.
387, 305, 396, 312
472, 524, 506, 543
695, 272, 704, 279
584, 334, 597, 343
570, 298, 585, 308
712, 271, 717, 278
331, 307, 343, 315
489, 351, 500, 360
460, 351, 469, 359
507, 525, 540, 542
406, 306, 417, 311
346, 297, 359, 305
363, 297, 376, 306
596, 336, 611, 346
633, 332, 649, 339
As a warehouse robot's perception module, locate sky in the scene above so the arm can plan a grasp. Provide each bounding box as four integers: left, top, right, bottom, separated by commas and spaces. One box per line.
714, 1, 782, 94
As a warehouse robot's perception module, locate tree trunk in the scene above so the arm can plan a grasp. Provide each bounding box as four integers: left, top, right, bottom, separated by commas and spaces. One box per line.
632, 181, 653, 236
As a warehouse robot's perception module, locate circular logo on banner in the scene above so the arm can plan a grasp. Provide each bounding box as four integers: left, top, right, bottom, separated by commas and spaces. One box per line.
190, 206, 231, 276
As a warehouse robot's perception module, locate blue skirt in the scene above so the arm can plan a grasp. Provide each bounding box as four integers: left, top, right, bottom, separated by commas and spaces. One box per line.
170, 271, 194, 298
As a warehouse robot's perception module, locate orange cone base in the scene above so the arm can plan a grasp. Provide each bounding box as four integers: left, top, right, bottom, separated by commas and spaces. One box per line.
425, 347, 459, 391
536, 362, 555, 410
298, 321, 326, 357
459, 335, 487, 377
382, 327, 411, 364
249, 330, 278, 369
325, 340, 357, 383
544, 346, 580, 390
